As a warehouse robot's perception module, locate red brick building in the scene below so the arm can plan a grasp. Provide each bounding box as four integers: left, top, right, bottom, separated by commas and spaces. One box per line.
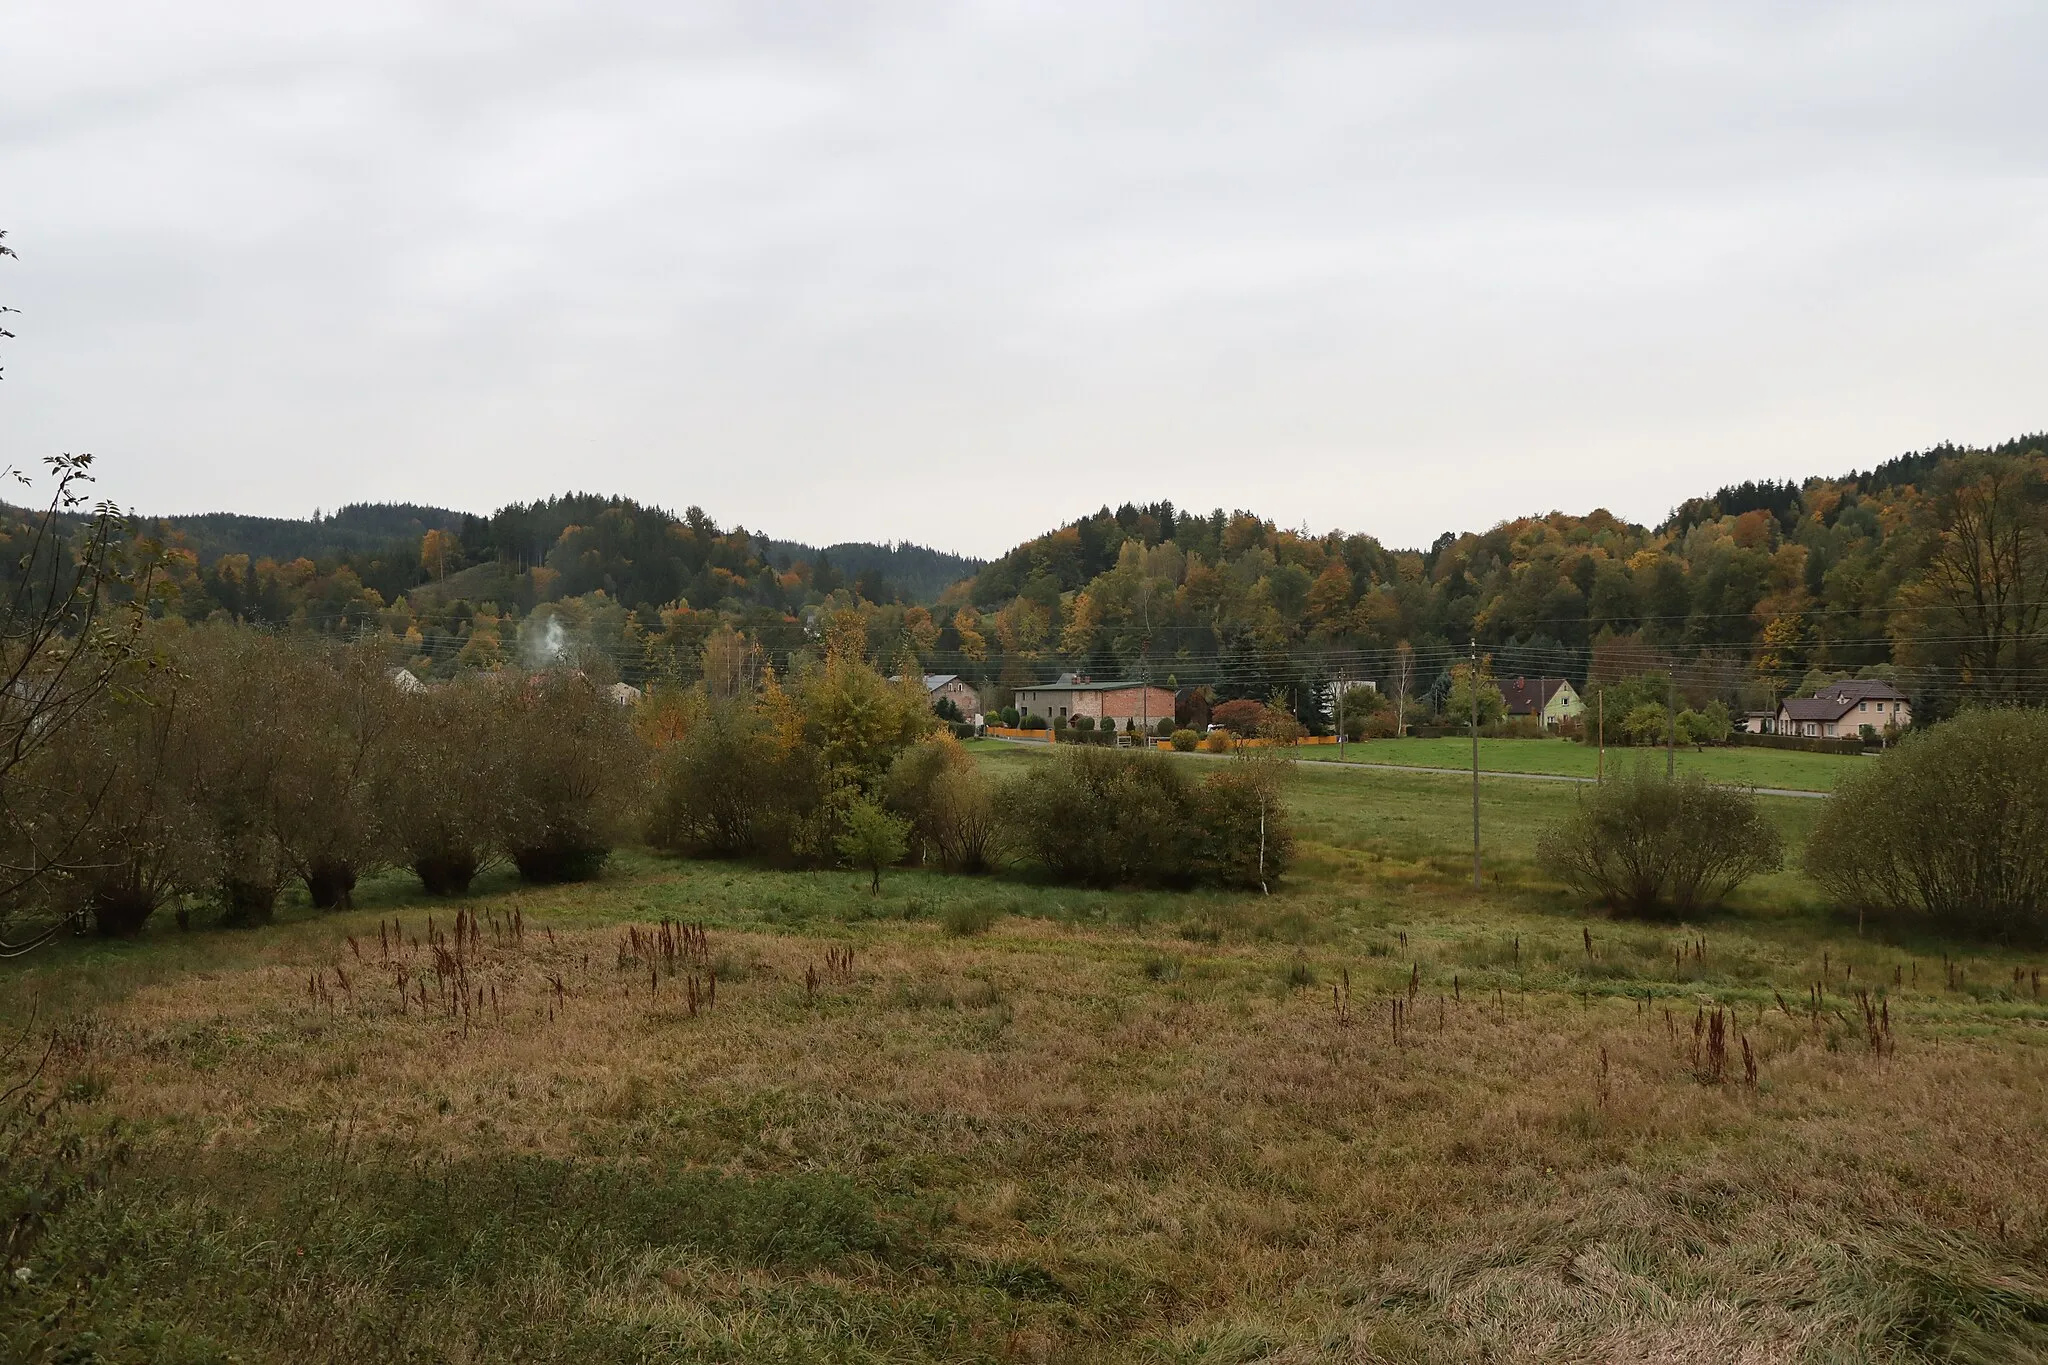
1015, 673, 1175, 729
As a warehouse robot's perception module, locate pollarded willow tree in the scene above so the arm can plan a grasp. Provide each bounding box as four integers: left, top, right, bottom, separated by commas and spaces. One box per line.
380, 672, 513, 896
0, 232, 161, 949
497, 670, 647, 882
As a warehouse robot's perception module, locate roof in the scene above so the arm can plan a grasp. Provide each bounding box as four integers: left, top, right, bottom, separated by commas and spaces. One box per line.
886, 673, 970, 693
1781, 680, 1907, 723
1782, 696, 1854, 722
1500, 677, 1570, 715
1017, 672, 1163, 694
1817, 680, 1906, 701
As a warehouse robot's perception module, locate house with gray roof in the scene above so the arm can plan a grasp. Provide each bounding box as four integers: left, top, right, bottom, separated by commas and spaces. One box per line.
1776, 680, 1911, 738
890, 672, 981, 721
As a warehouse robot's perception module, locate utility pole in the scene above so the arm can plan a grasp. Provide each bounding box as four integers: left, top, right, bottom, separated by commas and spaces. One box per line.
1336, 677, 1344, 763
1597, 690, 1605, 783
1665, 671, 1676, 779
1139, 644, 1149, 748
1470, 638, 1481, 890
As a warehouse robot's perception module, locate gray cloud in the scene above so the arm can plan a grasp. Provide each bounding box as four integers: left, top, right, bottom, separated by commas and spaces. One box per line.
3, 1, 2043, 555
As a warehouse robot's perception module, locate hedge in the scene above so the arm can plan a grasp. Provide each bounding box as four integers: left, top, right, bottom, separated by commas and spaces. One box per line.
1728, 732, 1869, 756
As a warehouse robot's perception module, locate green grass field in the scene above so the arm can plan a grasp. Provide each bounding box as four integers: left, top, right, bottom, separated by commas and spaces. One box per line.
1289, 735, 1862, 791
6, 746, 2046, 1362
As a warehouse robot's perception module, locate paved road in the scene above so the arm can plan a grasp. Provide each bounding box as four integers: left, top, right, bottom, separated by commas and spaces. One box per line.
985, 737, 1830, 800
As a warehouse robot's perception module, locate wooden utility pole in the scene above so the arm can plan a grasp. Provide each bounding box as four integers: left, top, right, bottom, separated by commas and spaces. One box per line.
1597, 690, 1605, 783
1470, 639, 1482, 890
1139, 647, 1149, 748
1666, 672, 1677, 778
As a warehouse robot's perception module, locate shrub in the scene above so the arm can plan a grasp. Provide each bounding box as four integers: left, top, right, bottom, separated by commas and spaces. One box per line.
933, 695, 964, 723
1072, 715, 1095, 731
1335, 685, 1387, 740
1805, 708, 2048, 941
1005, 746, 1295, 889
1020, 715, 1046, 731
999, 706, 1020, 727
1203, 730, 1232, 753
1536, 766, 1782, 917
647, 695, 780, 858
835, 797, 910, 894
1154, 716, 1176, 738
803, 657, 938, 793
925, 765, 1001, 872
1193, 756, 1293, 889
886, 738, 1003, 874
499, 671, 646, 883
941, 901, 997, 936
1007, 746, 1197, 887
1622, 702, 1670, 746
1170, 729, 1200, 752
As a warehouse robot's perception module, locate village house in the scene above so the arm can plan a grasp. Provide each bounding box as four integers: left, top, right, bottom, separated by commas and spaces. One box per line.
1015, 673, 1175, 730
1776, 680, 1911, 738
891, 673, 982, 722
1500, 677, 1584, 730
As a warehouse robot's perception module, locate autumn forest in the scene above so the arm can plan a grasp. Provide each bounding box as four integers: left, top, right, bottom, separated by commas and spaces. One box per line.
12, 432, 2044, 725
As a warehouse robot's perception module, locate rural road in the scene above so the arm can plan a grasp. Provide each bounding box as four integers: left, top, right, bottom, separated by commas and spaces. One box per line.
987, 737, 1831, 800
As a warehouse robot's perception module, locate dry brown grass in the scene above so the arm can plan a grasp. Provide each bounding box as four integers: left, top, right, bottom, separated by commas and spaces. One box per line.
11, 874, 2048, 1362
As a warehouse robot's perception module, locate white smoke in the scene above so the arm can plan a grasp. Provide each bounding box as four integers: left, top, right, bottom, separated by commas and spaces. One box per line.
522, 615, 570, 670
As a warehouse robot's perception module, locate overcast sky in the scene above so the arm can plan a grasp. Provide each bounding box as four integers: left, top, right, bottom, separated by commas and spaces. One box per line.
3, 2, 2043, 557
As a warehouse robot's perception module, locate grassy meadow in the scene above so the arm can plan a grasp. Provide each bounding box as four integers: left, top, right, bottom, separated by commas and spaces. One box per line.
1286, 735, 1861, 792
5, 748, 2047, 1363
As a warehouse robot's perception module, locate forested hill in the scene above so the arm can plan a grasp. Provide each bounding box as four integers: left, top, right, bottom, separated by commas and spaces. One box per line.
950, 433, 2047, 721
763, 539, 982, 605
12, 432, 2038, 715
124, 493, 977, 609
144, 504, 470, 566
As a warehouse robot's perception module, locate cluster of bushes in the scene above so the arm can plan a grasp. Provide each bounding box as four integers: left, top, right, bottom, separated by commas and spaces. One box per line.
1805, 708, 2048, 941
1006, 746, 1291, 889
992, 707, 1176, 741
1581, 677, 1733, 747
1536, 706, 2048, 942
645, 655, 935, 865
17, 623, 1309, 935
18, 624, 645, 935
651, 668, 1295, 890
